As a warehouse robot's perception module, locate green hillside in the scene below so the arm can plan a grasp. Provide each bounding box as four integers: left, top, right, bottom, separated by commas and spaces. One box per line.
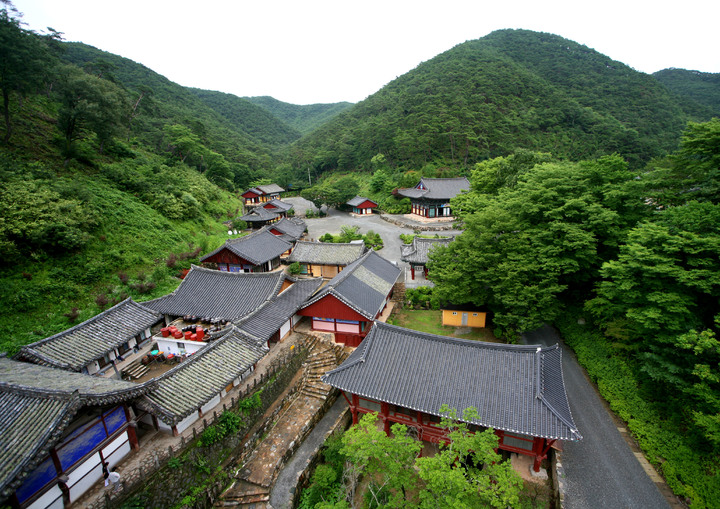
245, 95, 353, 134
188, 88, 302, 147
60, 42, 276, 185
288, 29, 715, 173
653, 68, 720, 114
0, 14, 252, 352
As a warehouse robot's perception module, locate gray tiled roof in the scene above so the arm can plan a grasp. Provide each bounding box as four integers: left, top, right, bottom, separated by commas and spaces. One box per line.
400, 237, 454, 264
322, 322, 582, 441
236, 278, 323, 343
143, 266, 285, 321
0, 357, 152, 495
288, 241, 366, 265
256, 184, 285, 195
397, 177, 470, 201
262, 199, 293, 212
139, 326, 267, 424
300, 251, 400, 320
269, 218, 306, 242
17, 299, 162, 371
240, 206, 279, 222
200, 229, 292, 265
347, 196, 377, 207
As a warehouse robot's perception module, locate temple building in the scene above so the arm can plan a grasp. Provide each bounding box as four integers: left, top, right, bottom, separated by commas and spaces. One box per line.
322, 322, 582, 472
395, 177, 469, 219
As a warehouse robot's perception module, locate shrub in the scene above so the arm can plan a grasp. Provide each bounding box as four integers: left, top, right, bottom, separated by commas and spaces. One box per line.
64, 307, 80, 322
288, 262, 302, 275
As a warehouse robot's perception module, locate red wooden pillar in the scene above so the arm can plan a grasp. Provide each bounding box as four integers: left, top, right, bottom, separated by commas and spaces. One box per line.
124, 405, 139, 450
380, 402, 390, 434
410, 266, 415, 280
351, 394, 360, 425
532, 437, 545, 472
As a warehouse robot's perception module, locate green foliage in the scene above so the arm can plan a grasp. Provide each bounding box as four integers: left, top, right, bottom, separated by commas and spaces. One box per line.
302, 175, 360, 210
653, 68, 720, 117
288, 261, 302, 275
338, 410, 522, 508
288, 30, 703, 175
405, 287, 439, 310
416, 406, 523, 509
363, 230, 383, 250
341, 412, 422, 508
244, 95, 352, 135
318, 226, 383, 250
430, 154, 649, 338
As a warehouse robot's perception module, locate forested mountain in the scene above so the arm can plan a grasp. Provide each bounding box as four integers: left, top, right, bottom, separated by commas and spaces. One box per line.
60, 42, 276, 181
245, 96, 353, 134
187, 88, 302, 147
288, 29, 716, 173
653, 68, 720, 114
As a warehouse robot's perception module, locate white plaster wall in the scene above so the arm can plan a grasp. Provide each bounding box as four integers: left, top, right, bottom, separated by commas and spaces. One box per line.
26, 485, 63, 509
158, 419, 173, 433
86, 361, 100, 375
280, 320, 291, 339
174, 411, 200, 435
68, 454, 103, 502
200, 394, 221, 416
102, 433, 131, 466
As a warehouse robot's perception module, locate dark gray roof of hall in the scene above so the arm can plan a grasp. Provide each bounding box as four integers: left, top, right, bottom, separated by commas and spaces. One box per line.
256, 184, 285, 195
17, 298, 162, 371
300, 251, 401, 320
322, 322, 581, 441
199, 229, 292, 265
400, 236, 454, 264
269, 218, 306, 242
347, 196, 378, 207
288, 241, 366, 266
0, 357, 153, 495
262, 199, 293, 212
397, 177, 470, 201
240, 206, 279, 222
138, 326, 267, 424
236, 278, 323, 343
143, 266, 285, 321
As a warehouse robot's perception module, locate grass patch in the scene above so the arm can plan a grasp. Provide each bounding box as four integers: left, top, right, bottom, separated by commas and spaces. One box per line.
389, 309, 499, 342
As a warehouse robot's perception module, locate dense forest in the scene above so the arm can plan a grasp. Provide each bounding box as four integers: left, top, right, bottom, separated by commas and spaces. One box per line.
1, 3, 720, 506
286, 29, 718, 175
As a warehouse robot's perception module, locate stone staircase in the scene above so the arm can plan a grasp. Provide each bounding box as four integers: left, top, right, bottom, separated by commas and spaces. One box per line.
217, 338, 350, 508
121, 358, 149, 380
218, 479, 269, 508
301, 347, 339, 400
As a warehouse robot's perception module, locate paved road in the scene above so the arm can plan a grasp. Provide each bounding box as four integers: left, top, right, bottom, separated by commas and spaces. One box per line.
522, 326, 670, 509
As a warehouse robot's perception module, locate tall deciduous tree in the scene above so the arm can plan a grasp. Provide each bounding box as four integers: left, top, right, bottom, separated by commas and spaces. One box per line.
0, 4, 52, 143
416, 406, 522, 509
55, 64, 128, 156
430, 154, 647, 338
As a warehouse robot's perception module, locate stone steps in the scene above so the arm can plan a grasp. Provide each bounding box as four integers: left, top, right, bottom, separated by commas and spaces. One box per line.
216, 479, 269, 507
122, 359, 149, 380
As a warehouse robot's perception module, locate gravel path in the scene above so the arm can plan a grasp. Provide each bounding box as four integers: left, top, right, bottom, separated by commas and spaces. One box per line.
522, 325, 671, 509
282, 197, 461, 266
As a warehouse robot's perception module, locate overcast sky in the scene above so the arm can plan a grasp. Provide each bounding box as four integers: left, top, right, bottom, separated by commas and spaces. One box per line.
12, 0, 720, 105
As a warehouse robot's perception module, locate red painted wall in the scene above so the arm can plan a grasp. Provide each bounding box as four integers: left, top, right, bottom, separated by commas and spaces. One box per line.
297, 294, 367, 321
203, 249, 249, 265
242, 190, 260, 199
357, 200, 378, 209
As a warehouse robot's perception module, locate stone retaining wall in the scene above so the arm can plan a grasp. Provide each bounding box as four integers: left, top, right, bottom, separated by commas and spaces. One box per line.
290, 406, 352, 508
379, 214, 460, 232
